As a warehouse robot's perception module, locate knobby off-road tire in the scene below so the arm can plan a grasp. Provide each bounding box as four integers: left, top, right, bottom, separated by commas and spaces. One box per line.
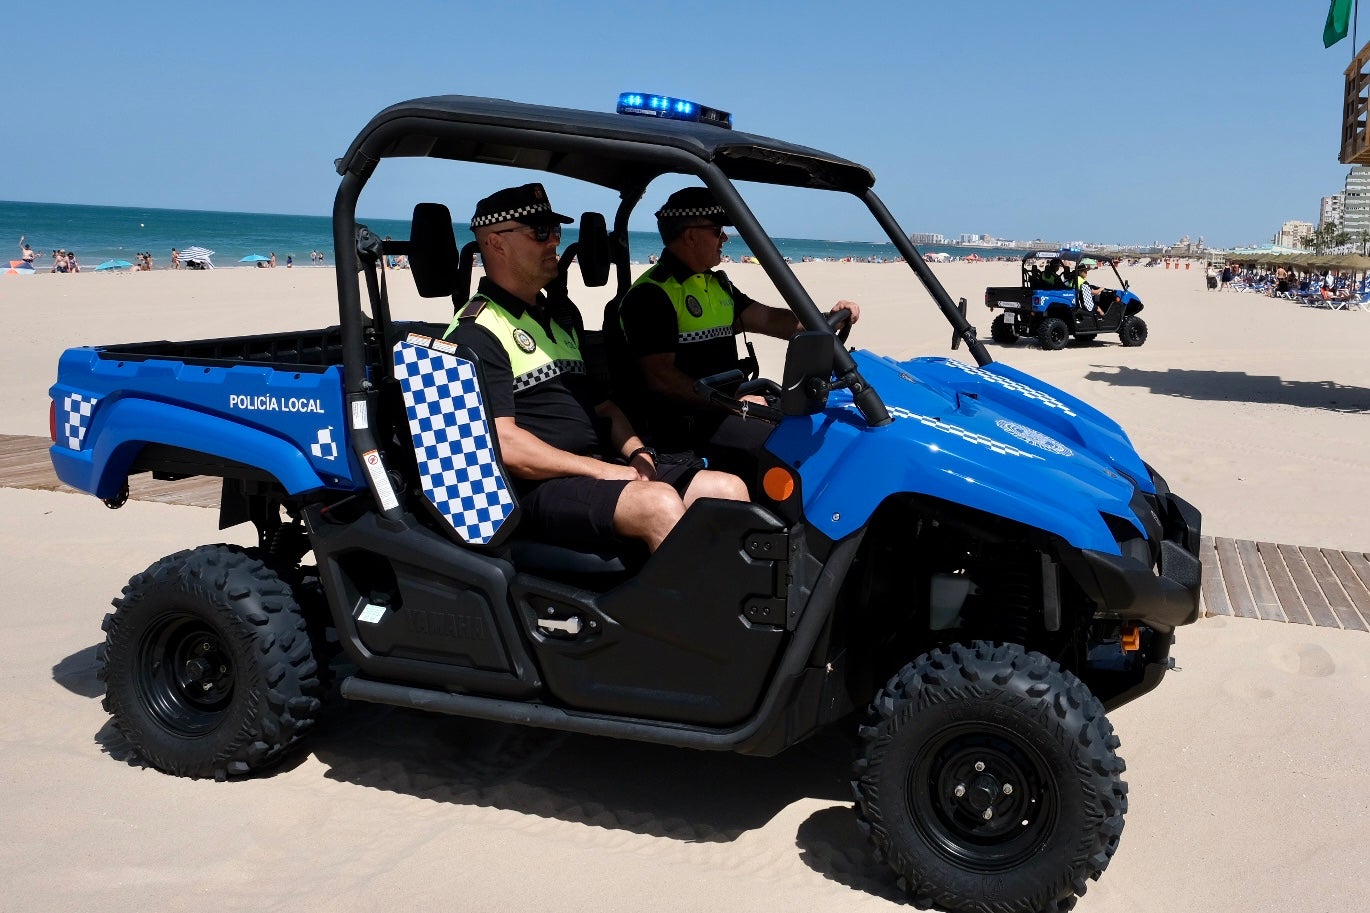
99, 544, 322, 779
852, 642, 1127, 913
1118, 315, 1148, 347
1036, 317, 1069, 350
990, 315, 1018, 345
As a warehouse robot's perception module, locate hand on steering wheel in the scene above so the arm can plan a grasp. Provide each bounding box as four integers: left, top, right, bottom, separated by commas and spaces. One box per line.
827, 307, 853, 343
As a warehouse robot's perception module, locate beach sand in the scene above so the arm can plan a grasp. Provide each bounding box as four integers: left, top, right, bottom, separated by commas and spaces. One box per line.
1, 262, 1367, 912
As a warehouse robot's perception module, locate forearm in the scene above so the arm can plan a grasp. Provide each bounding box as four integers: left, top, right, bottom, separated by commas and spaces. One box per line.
598, 402, 647, 458
495, 420, 619, 481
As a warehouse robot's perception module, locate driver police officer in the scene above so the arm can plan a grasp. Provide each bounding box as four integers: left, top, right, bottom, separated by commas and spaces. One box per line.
616, 187, 861, 476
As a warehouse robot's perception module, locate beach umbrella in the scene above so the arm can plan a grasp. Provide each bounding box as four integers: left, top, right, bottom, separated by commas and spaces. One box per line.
4, 260, 36, 275
240, 254, 271, 263
94, 259, 134, 271
181, 247, 215, 269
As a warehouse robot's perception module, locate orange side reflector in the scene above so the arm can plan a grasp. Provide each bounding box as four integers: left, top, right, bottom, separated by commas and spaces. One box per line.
1120, 624, 1141, 652
762, 466, 796, 502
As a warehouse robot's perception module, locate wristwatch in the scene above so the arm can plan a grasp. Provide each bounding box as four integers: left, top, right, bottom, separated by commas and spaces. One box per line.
627, 446, 658, 462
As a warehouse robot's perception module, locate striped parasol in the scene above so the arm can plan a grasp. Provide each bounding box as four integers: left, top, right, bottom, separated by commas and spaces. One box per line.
181, 247, 215, 268
4, 260, 36, 276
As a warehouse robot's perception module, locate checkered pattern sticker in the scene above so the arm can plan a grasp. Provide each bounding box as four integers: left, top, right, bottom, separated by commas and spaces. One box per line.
393, 340, 515, 545
936, 359, 1077, 417
678, 326, 734, 345
60, 392, 98, 450
886, 406, 1042, 460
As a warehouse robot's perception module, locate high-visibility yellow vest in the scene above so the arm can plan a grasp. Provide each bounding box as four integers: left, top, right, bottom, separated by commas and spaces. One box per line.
445, 294, 584, 392
624, 267, 736, 347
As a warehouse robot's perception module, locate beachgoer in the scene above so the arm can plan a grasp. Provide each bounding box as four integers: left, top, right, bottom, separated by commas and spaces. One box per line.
269, 252, 277, 268
171, 248, 181, 270
67, 251, 79, 273
443, 183, 747, 553
19, 237, 35, 263
615, 187, 859, 472
286, 255, 293, 268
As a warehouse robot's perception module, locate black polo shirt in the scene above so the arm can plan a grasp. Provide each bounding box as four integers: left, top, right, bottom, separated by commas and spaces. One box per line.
618, 249, 757, 380
447, 278, 608, 457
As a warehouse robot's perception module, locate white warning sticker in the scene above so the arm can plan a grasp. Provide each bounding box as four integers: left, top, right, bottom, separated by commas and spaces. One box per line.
351, 400, 369, 430
362, 449, 399, 511
357, 603, 387, 624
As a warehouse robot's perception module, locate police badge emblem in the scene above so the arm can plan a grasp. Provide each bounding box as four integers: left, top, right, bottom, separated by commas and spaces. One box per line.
512, 328, 537, 353
685, 295, 703, 318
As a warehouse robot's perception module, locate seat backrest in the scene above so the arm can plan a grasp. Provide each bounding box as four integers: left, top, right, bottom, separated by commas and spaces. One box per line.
408, 203, 462, 300
391, 333, 518, 548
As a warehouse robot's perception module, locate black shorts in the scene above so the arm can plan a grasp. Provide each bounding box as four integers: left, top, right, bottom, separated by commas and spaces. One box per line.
515, 455, 701, 550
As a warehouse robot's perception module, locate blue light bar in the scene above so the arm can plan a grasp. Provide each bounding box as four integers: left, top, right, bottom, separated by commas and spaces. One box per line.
616, 92, 732, 129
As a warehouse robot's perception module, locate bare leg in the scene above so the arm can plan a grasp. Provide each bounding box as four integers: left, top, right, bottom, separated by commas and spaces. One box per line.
681, 470, 749, 509
612, 481, 685, 552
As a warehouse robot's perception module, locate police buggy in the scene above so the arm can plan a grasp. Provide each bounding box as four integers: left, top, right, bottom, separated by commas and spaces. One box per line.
985, 249, 1147, 349
54, 92, 1201, 913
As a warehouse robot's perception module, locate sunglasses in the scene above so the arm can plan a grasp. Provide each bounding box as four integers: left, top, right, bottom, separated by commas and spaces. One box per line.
687, 223, 726, 238
493, 223, 562, 242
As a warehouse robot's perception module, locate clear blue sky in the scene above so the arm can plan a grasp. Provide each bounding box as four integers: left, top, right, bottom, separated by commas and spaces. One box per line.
3, 0, 1360, 247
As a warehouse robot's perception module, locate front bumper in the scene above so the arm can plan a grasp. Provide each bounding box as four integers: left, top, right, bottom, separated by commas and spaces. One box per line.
1062, 491, 1203, 631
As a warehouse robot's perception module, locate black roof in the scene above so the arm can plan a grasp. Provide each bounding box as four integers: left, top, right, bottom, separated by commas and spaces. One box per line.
336, 95, 875, 193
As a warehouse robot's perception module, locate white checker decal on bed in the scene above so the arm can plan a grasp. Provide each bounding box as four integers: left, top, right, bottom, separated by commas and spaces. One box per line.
61, 392, 98, 450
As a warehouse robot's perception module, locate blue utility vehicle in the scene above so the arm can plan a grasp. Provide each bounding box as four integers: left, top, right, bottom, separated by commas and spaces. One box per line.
50, 93, 1199, 913
985, 249, 1147, 349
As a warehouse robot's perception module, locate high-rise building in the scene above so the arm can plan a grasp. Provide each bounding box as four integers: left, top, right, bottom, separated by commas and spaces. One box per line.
909, 232, 945, 244
1274, 220, 1314, 248
1321, 193, 1345, 228
1341, 166, 1370, 235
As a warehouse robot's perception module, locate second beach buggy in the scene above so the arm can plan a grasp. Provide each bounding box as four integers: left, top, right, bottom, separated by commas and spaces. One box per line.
985, 249, 1147, 349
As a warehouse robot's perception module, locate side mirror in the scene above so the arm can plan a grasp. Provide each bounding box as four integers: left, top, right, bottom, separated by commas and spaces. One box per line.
780, 331, 836, 416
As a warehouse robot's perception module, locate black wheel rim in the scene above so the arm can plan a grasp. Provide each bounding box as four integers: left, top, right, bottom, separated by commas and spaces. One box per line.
907, 723, 1057, 871
136, 612, 234, 736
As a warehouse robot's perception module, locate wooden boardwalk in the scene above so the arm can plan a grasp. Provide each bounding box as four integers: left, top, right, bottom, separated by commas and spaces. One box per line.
5, 433, 1368, 631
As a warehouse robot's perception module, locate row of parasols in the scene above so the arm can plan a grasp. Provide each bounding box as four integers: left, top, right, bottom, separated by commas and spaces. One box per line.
1223, 251, 1370, 272
4, 248, 273, 275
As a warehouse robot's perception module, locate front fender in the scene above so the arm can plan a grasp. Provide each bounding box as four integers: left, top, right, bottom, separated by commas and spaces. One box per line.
767, 407, 1124, 554
50, 397, 333, 499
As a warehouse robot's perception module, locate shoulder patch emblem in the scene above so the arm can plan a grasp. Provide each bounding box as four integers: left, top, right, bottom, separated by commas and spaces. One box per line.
512, 328, 538, 354
684, 295, 704, 318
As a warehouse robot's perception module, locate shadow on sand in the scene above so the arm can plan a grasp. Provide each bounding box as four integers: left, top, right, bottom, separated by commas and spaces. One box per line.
60, 643, 901, 900
1083, 366, 1370, 413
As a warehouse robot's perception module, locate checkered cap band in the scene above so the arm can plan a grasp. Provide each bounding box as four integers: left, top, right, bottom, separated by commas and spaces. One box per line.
656, 204, 727, 219
470, 202, 556, 228
393, 340, 516, 545
512, 359, 585, 393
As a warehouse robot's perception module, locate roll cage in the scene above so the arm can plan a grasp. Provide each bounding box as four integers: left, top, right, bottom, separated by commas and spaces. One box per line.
330, 96, 992, 510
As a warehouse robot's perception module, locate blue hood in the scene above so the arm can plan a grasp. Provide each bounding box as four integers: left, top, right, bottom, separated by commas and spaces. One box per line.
765, 350, 1153, 553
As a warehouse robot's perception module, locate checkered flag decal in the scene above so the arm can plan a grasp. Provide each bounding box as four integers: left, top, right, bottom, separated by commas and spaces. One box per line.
393, 339, 515, 545
60, 392, 98, 450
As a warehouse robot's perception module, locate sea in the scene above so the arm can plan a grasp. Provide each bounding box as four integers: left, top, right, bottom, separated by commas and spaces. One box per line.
1, 199, 1033, 269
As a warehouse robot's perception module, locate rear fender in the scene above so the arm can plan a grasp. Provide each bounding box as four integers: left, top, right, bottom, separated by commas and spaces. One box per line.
50, 396, 335, 499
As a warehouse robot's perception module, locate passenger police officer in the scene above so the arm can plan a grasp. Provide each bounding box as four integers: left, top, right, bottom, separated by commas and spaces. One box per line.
444, 184, 747, 553
616, 187, 860, 474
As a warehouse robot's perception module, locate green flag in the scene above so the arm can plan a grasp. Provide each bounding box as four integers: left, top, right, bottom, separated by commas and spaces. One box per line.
1325, 0, 1353, 48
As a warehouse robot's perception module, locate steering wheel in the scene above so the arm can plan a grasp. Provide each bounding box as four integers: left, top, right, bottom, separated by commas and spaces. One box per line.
827, 307, 853, 343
